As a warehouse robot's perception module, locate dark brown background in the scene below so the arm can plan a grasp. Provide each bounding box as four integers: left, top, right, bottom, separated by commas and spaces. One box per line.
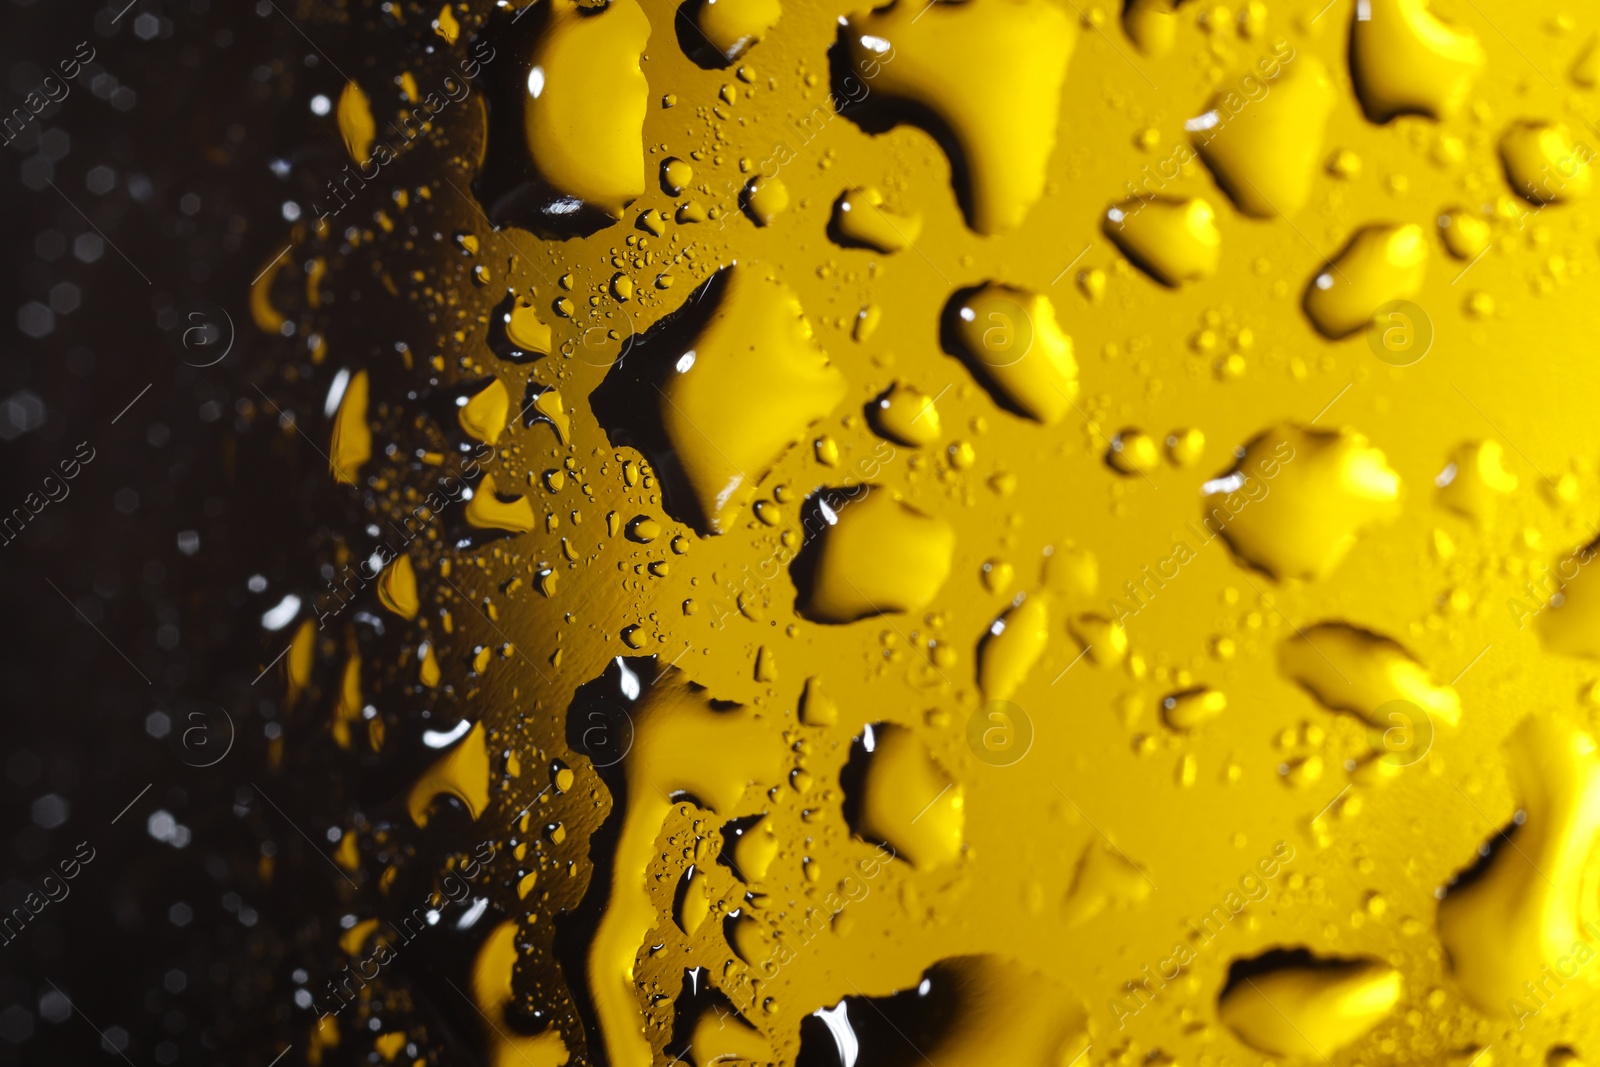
0, 1, 389, 1062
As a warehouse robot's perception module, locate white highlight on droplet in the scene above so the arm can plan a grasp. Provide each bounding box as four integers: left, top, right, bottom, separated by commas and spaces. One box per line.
261, 594, 301, 631
456, 897, 489, 929
1202, 472, 1247, 495
816, 1003, 859, 1067
617, 657, 641, 700
423, 720, 473, 749
324, 367, 351, 417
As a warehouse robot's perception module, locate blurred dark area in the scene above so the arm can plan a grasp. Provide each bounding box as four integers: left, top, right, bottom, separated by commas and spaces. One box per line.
0, 1, 375, 1062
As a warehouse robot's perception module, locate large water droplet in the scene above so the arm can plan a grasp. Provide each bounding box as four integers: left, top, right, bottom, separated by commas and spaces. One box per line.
839, 0, 1077, 234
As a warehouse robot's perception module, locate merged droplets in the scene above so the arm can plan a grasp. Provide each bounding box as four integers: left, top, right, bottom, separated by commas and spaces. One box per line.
483, 0, 651, 227
802, 955, 1089, 1067
568, 660, 785, 1067
797, 488, 955, 623
1348, 0, 1484, 123
281, 0, 1599, 1058
594, 265, 848, 535
1437, 716, 1600, 1013
471, 921, 570, 1067
1203, 423, 1401, 581
1278, 622, 1461, 729
1194, 54, 1336, 218
848, 723, 963, 869
528, 0, 649, 216
840, 0, 1076, 235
